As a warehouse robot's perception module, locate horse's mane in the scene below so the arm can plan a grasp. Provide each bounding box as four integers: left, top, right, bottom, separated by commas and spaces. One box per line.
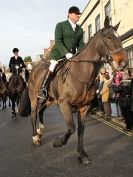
74, 29, 102, 58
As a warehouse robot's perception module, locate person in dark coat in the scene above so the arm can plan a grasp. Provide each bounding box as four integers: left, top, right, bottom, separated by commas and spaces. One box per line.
0, 68, 7, 84
38, 6, 85, 100
114, 71, 133, 132
9, 48, 26, 74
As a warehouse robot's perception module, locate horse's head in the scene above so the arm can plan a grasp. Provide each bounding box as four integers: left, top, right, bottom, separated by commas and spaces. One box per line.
99, 16, 128, 71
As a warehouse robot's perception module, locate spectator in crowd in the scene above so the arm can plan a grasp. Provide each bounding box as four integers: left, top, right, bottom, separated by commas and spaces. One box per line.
100, 72, 112, 119
114, 70, 133, 132
110, 71, 123, 117
95, 68, 107, 113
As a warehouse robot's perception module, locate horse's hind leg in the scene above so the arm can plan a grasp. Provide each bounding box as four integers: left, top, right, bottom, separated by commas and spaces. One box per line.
10, 97, 16, 119
9, 97, 11, 107
53, 101, 75, 148
77, 106, 91, 164
3, 94, 7, 109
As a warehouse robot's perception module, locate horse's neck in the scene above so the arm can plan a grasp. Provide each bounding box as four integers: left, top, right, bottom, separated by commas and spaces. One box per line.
69, 36, 102, 82
84, 36, 101, 61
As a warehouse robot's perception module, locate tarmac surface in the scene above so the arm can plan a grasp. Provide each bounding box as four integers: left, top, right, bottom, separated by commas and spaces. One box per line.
0, 105, 133, 177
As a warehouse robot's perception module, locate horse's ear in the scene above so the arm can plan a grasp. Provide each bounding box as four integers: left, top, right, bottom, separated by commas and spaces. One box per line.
113, 21, 121, 31
104, 16, 110, 28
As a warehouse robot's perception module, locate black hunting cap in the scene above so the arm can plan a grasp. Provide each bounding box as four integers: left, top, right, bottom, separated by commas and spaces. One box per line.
68, 6, 81, 14
13, 48, 19, 53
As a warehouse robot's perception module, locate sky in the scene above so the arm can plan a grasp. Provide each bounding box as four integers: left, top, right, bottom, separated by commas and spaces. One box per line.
0, 0, 88, 66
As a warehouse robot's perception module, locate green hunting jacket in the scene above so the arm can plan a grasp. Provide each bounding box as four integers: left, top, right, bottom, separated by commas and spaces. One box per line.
49, 20, 85, 60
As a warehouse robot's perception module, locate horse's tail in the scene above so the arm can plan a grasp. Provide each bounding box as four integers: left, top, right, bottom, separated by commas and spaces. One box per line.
18, 87, 31, 117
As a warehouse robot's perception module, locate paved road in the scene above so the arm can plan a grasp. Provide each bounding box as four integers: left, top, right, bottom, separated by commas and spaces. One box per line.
0, 105, 133, 177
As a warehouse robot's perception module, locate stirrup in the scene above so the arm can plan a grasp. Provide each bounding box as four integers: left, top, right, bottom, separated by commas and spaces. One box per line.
38, 88, 48, 100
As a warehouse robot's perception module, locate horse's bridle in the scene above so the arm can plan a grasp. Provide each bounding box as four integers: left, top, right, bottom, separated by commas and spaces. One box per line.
99, 29, 124, 64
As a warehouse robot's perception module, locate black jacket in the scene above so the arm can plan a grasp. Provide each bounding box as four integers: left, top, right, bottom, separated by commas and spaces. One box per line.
9, 56, 26, 73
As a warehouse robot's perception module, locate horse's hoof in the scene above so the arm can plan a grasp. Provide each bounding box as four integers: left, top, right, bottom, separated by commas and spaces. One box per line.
12, 115, 16, 120
37, 133, 42, 139
53, 137, 63, 148
78, 155, 91, 165
32, 139, 41, 146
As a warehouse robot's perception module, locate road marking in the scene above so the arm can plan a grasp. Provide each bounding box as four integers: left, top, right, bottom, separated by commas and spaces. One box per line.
92, 115, 133, 137
0, 122, 9, 129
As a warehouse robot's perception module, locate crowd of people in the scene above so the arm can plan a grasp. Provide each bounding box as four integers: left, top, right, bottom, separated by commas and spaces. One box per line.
94, 67, 133, 133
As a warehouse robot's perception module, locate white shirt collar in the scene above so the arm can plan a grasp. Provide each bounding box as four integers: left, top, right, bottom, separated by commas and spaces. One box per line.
68, 19, 76, 31
14, 55, 18, 59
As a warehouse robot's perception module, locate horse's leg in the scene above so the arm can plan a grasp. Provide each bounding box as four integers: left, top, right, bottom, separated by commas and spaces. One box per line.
37, 101, 52, 139
9, 97, 11, 107
2, 96, 5, 109
10, 97, 16, 119
4, 94, 7, 108
53, 101, 75, 147
30, 92, 41, 145
77, 105, 91, 164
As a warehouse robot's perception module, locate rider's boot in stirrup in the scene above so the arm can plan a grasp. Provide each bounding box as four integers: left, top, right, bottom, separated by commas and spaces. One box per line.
38, 70, 53, 100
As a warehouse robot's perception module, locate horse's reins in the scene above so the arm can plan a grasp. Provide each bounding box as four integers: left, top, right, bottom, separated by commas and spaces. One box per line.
100, 29, 124, 63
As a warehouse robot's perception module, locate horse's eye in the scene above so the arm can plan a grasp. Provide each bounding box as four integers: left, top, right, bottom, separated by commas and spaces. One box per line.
108, 36, 112, 39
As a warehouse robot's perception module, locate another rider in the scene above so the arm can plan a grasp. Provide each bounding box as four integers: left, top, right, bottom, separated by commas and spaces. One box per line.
9, 48, 26, 74
38, 6, 85, 99
0, 68, 7, 84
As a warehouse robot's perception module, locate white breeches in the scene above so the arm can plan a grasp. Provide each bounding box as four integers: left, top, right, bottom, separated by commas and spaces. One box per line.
49, 60, 58, 72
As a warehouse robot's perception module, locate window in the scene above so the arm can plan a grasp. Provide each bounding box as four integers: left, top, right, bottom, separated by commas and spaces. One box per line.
83, 31, 85, 43
88, 24, 92, 41
105, 0, 112, 25
95, 14, 100, 32
126, 47, 133, 68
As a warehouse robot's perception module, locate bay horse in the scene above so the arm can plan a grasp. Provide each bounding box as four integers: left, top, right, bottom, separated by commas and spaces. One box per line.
19, 17, 128, 164
8, 65, 24, 119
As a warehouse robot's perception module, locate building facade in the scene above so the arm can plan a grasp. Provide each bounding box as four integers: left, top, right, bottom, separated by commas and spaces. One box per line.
44, 40, 55, 61
78, 0, 133, 68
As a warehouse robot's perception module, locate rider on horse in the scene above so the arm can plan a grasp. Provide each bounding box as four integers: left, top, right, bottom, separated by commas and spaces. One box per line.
9, 48, 26, 74
38, 6, 85, 100
0, 68, 7, 84
9, 48, 29, 86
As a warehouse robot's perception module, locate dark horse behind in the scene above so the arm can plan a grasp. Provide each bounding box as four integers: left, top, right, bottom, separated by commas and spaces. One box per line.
0, 74, 7, 109
19, 17, 128, 164
8, 65, 24, 119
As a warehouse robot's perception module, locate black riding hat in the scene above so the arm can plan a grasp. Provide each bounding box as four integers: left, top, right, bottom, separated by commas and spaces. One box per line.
68, 6, 81, 15
13, 48, 19, 53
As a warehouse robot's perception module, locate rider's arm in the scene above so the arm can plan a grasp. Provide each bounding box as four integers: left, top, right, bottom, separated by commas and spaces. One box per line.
19, 57, 26, 68
9, 58, 13, 72
77, 27, 85, 52
55, 22, 69, 56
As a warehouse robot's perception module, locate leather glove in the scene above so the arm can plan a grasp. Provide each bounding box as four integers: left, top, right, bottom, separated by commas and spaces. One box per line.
65, 53, 73, 59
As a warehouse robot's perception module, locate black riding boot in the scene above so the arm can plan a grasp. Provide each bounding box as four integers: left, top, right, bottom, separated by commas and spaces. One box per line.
38, 70, 53, 100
